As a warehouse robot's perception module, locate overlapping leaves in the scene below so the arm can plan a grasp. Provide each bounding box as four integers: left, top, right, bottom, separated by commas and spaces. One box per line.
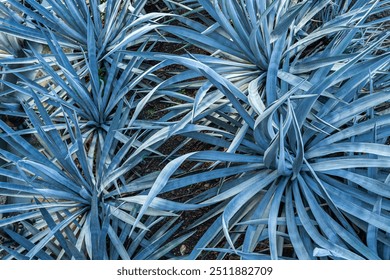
1, 0, 390, 260
126, 0, 390, 259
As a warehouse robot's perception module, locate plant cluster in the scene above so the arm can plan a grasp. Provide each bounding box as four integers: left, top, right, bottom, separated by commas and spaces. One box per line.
0, 0, 389, 260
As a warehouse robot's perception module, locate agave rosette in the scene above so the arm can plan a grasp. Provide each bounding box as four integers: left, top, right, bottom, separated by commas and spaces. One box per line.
124, 0, 390, 259
0, 94, 196, 259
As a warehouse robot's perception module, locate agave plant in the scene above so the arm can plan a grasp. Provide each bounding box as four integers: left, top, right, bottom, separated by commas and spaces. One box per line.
0, 0, 194, 259
0, 45, 195, 258
1, 0, 390, 261
122, 0, 390, 259
0, 97, 195, 259
0, 0, 152, 52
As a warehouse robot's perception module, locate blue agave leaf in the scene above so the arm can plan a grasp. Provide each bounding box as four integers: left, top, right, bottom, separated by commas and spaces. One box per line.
241, 175, 281, 254
61, 107, 95, 189
107, 225, 131, 260
109, 205, 148, 231
2, 228, 54, 260
0, 202, 80, 215
126, 216, 167, 258
315, 115, 390, 148
270, 2, 304, 42
285, 184, 313, 259
96, 210, 110, 260
25, 208, 87, 259
36, 199, 85, 260
367, 198, 382, 255
0, 211, 43, 228
157, 55, 254, 129
225, 0, 251, 47
302, 174, 382, 259
103, 172, 159, 199
293, 177, 364, 260
134, 220, 183, 260
26, 0, 86, 44
7, 0, 59, 30
321, 89, 390, 128
308, 158, 390, 172
303, 160, 359, 237
121, 196, 200, 212
0, 120, 51, 166
265, 31, 287, 106
149, 230, 195, 260
104, 24, 163, 58
89, 191, 100, 260
210, 0, 256, 61
17, 160, 85, 197
222, 171, 279, 252
54, 212, 86, 260
63, 0, 89, 33
130, 153, 196, 235
298, 175, 353, 248
294, 0, 332, 32
296, 32, 389, 127
0, 245, 29, 260
96, 100, 125, 182
320, 170, 387, 221
268, 177, 289, 260
86, 17, 100, 99
307, 142, 390, 159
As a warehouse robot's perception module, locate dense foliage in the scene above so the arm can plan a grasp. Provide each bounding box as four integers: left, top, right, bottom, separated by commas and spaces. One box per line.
0, 0, 389, 260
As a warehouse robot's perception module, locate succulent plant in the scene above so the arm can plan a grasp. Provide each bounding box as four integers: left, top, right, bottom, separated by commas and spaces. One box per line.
125, 0, 390, 259
0, 0, 389, 260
